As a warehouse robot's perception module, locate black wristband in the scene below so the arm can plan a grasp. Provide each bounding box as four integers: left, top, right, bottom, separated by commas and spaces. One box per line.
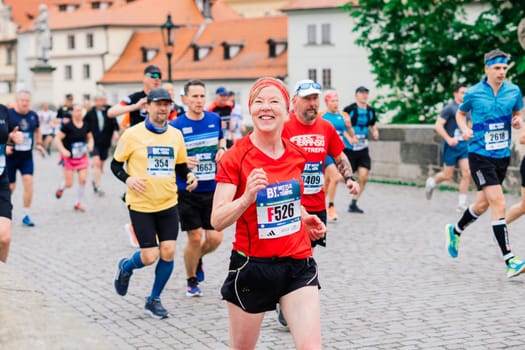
344, 176, 356, 182
218, 146, 226, 151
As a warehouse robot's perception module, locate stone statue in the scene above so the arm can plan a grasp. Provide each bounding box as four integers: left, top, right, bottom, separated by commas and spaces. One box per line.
35, 4, 51, 64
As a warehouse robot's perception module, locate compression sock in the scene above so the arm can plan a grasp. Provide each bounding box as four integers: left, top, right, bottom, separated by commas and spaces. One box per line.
455, 205, 479, 235
122, 251, 145, 273
150, 259, 174, 299
491, 219, 513, 264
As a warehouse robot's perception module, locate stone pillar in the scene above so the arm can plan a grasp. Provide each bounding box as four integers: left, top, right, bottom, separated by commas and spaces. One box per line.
30, 63, 56, 107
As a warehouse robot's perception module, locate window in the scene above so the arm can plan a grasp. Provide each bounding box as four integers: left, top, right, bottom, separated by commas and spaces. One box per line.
6, 46, 13, 66
58, 4, 67, 11
67, 35, 75, 49
83, 64, 90, 79
65, 65, 73, 80
190, 44, 213, 61
308, 69, 317, 82
321, 24, 331, 44
91, 1, 100, 8
86, 33, 94, 48
307, 24, 317, 45
221, 41, 244, 60
140, 47, 159, 63
322, 69, 332, 88
267, 38, 287, 58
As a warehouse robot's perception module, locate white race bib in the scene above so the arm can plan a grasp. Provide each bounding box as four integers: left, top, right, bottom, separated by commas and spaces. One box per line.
147, 146, 174, 177
484, 123, 508, 151
71, 141, 87, 158
256, 180, 301, 239
302, 161, 324, 195
14, 132, 32, 151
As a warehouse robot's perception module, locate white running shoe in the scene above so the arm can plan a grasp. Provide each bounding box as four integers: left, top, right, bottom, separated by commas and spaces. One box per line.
425, 177, 435, 200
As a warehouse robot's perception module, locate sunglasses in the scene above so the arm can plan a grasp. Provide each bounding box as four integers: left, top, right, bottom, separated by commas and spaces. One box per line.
145, 72, 162, 79
295, 82, 321, 93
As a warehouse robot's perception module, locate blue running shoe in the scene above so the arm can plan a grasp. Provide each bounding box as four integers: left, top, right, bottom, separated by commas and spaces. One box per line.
507, 257, 525, 278
445, 224, 459, 258
22, 215, 35, 227
114, 258, 132, 296
196, 258, 205, 282
186, 278, 202, 297
144, 298, 169, 319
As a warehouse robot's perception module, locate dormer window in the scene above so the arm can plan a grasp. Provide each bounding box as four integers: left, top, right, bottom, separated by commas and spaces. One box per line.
267, 38, 287, 58
141, 47, 159, 63
221, 41, 244, 60
191, 43, 213, 61
58, 4, 79, 12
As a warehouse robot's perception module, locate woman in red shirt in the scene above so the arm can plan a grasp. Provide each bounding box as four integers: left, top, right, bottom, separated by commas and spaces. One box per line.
211, 77, 326, 350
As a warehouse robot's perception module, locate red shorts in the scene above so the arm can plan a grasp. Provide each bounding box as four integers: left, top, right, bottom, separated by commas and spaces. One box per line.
64, 155, 89, 171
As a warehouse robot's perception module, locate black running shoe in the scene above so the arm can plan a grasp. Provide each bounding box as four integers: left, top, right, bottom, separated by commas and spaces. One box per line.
114, 258, 132, 296
144, 298, 169, 319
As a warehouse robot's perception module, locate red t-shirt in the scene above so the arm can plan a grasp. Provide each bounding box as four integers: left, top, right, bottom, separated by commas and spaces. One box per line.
282, 112, 345, 212
215, 135, 313, 259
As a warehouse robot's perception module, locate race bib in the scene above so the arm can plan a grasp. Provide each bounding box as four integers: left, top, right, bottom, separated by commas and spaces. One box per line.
14, 132, 32, 151
147, 146, 174, 177
302, 161, 324, 194
453, 128, 464, 141
256, 180, 301, 239
484, 123, 508, 151
353, 134, 368, 151
71, 141, 87, 158
194, 160, 216, 181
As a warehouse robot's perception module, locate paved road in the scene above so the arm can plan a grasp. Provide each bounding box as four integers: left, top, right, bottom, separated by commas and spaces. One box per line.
7, 154, 525, 349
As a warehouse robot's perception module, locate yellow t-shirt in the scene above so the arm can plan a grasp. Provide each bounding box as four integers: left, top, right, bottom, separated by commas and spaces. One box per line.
113, 123, 188, 212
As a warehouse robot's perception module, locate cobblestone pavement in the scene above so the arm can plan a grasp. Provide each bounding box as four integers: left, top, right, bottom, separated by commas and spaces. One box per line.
7, 154, 525, 349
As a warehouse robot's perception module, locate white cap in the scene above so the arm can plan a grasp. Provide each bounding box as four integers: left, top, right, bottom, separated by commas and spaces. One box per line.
293, 79, 321, 97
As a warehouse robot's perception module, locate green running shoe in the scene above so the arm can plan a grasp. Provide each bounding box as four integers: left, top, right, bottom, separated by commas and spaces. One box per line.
445, 224, 459, 258
507, 257, 525, 278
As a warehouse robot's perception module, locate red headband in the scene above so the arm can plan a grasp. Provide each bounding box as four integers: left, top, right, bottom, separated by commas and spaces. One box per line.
248, 77, 290, 111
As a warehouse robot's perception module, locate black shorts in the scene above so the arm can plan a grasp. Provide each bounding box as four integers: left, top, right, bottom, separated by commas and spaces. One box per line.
128, 205, 180, 248
344, 148, 371, 171
0, 172, 12, 219
308, 210, 326, 248
221, 250, 320, 314
469, 153, 509, 191
91, 145, 110, 161
521, 156, 525, 188
178, 191, 214, 231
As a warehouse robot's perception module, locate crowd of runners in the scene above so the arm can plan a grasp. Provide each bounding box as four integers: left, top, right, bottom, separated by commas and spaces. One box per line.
1, 47, 525, 349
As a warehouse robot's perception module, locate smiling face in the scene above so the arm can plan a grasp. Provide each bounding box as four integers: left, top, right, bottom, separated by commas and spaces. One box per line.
249, 85, 288, 134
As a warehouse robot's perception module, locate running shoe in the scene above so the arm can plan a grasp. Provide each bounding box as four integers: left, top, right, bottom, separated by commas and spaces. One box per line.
22, 215, 35, 227
55, 188, 63, 199
124, 223, 140, 248
114, 258, 132, 296
445, 224, 459, 258
144, 298, 169, 319
186, 278, 202, 297
425, 177, 435, 200
327, 206, 338, 221
348, 204, 364, 214
507, 257, 525, 278
196, 258, 205, 282
276, 303, 288, 328
74, 203, 85, 212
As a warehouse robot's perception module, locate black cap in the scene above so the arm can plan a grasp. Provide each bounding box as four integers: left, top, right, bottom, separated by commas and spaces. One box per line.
144, 65, 161, 75
355, 86, 369, 93
147, 88, 173, 103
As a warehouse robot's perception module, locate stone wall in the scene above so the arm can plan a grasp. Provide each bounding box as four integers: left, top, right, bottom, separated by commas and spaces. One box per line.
369, 124, 523, 193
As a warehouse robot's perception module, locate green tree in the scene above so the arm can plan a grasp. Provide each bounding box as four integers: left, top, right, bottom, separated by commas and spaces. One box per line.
345, 0, 525, 123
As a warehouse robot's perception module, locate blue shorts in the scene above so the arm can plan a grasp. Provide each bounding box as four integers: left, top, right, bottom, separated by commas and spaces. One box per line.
325, 155, 335, 167
6, 155, 34, 183
442, 141, 468, 167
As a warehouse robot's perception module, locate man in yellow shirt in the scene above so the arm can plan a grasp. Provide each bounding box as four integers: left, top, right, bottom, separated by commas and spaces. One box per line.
111, 88, 197, 319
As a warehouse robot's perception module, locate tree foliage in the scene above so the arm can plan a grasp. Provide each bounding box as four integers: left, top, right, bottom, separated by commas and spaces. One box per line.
345, 0, 525, 123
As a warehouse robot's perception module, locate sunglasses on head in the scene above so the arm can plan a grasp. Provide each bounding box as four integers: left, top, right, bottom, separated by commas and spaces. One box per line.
296, 82, 321, 93
146, 72, 162, 79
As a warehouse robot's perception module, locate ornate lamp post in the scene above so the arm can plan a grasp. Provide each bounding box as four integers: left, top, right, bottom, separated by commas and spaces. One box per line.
160, 14, 180, 83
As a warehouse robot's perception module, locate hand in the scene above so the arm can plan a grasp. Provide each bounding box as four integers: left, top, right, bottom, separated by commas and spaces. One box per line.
512, 115, 522, 129
186, 156, 199, 170
241, 168, 267, 206
60, 149, 71, 158
5, 145, 13, 155
136, 97, 148, 110
302, 213, 326, 241
446, 138, 459, 147
126, 176, 147, 194
36, 144, 46, 157
10, 126, 23, 144
346, 178, 360, 196
215, 148, 226, 162
186, 172, 198, 191
461, 128, 473, 141
349, 136, 358, 145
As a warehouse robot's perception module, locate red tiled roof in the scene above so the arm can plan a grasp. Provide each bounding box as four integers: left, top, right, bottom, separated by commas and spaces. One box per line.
99, 15, 287, 83
19, 0, 240, 32
280, 0, 356, 11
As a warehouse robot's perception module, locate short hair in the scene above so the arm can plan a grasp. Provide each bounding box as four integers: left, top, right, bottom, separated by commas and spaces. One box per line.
452, 84, 466, 93
15, 90, 31, 98
183, 79, 206, 96
484, 49, 510, 64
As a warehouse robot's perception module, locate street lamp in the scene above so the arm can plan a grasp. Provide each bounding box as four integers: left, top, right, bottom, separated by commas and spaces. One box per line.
160, 14, 181, 83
